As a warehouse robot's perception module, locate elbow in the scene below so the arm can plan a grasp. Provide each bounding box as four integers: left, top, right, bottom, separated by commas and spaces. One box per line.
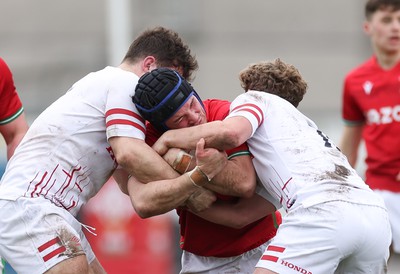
229, 179, 255, 198
239, 184, 256, 199
131, 200, 155, 219
135, 208, 153, 219
114, 151, 133, 170
235, 174, 257, 198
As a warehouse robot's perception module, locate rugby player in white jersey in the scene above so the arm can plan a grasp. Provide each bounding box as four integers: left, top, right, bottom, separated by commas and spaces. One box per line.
151, 60, 391, 274
0, 27, 227, 274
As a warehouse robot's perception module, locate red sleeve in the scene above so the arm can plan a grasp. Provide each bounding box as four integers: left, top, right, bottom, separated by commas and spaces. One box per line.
0, 58, 23, 123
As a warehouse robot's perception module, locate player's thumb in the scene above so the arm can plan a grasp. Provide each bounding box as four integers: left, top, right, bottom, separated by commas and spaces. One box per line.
196, 138, 205, 154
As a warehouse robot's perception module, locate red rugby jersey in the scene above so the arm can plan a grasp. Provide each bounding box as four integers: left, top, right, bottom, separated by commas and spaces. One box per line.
342, 56, 400, 192
0, 58, 24, 125
146, 99, 281, 257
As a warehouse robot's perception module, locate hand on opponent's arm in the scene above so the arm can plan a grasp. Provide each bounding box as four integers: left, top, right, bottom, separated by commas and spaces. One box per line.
192, 138, 228, 181
163, 145, 256, 198
184, 188, 217, 213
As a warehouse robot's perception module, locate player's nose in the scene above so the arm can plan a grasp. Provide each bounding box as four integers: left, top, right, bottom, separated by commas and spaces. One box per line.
187, 111, 200, 126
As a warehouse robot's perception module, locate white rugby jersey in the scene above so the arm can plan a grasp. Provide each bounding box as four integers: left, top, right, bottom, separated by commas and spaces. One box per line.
227, 91, 384, 211
0, 66, 145, 216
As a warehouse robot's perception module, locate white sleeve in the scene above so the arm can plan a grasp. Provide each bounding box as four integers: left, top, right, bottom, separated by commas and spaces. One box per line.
225, 92, 265, 137
105, 74, 146, 140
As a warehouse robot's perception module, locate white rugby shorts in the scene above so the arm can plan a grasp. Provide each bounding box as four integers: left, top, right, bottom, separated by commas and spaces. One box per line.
256, 200, 391, 274
374, 189, 400, 254
180, 241, 270, 274
0, 196, 95, 274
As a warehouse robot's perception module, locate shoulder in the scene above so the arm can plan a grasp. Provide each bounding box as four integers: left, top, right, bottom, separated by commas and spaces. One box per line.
345, 56, 377, 81
80, 67, 139, 97
232, 91, 269, 108
0, 58, 13, 84
0, 58, 7, 70
0, 59, 18, 104
0, 58, 10, 72
90, 66, 139, 84
203, 99, 231, 121
229, 92, 267, 124
203, 99, 230, 108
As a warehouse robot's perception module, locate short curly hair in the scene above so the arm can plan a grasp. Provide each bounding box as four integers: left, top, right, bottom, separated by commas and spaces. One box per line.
238, 58, 308, 107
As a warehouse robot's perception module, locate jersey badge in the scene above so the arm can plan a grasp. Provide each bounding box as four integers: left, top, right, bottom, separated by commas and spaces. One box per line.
363, 81, 373, 95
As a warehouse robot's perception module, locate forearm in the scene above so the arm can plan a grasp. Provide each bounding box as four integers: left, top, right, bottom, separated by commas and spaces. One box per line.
110, 136, 178, 182
130, 147, 178, 181
0, 113, 29, 160
339, 125, 362, 167
7, 139, 22, 160
205, 157, 256, 198
115, 165, 215, 218
193, 194, 276, 229
339, 137, 358, 167
127, 172, 206, 218
153, 119, 246, 155
167, 121, 229, 149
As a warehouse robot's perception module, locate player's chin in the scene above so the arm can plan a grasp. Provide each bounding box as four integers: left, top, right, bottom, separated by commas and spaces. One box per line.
385, 40, 400, 50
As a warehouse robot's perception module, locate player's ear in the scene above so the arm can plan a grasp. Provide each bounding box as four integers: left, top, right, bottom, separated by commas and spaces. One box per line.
142, 56, 156, 72
363, 21, 371, 35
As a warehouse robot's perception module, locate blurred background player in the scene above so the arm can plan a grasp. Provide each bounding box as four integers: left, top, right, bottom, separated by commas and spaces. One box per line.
0, 57, 29, 274
0, 57, 29, 160
133, 68, 282, 274
339, 0, 400, 260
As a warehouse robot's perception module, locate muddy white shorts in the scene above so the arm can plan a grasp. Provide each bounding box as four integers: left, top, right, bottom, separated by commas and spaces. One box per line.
256, 200, 391, 274
0, 196, 95, 274
374, 189, 400, 254
180, 241, 270, 274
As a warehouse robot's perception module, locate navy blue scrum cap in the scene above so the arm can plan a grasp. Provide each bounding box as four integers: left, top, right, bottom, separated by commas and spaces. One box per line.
133, 67, 204, 132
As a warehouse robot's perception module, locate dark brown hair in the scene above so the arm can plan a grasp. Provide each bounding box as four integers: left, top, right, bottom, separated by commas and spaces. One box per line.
365, 0, 400, 20
123, 26, 198, 81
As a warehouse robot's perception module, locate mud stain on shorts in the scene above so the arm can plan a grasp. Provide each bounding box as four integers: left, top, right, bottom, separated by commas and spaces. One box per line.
57, 227, 85, 258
